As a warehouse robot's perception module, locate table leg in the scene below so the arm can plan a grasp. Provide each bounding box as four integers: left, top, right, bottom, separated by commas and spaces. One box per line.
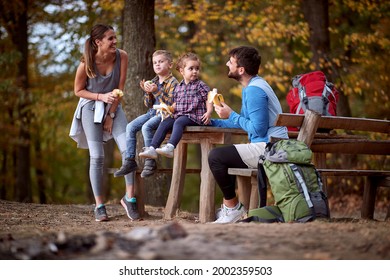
164, 142, 187, 219
362, 176, 377, 219
134, 172, 145, 217
314, 153, 327, 193
199, 139, 215, 223
249, 175, 259, 209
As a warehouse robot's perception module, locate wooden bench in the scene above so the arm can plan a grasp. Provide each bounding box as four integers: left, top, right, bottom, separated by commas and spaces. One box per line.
229, 110, 390, 220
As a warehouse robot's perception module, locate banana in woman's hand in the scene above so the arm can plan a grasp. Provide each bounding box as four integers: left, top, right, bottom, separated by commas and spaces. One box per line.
112, 89, 124, 97
207, 88, 224, 106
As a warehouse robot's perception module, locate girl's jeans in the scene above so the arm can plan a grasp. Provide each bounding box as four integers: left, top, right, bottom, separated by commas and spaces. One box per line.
150, 115, 198, 148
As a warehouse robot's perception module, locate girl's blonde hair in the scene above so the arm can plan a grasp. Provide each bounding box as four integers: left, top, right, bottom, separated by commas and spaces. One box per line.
175, 52, 200, 71
82, 24, 114, 78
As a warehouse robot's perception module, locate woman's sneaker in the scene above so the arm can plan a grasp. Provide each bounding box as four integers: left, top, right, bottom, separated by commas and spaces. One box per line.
156, 144, 174, 158
94, 205, 109, 222
139, 147, 158, 159
213, 203, 246, 224
120, 196, 140, 220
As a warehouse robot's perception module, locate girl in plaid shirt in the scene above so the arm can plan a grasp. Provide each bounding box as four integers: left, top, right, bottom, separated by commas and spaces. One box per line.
139, 52, 213, 159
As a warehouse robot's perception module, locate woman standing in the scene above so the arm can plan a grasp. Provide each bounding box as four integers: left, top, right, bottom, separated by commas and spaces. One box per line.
69, 24, 139, 222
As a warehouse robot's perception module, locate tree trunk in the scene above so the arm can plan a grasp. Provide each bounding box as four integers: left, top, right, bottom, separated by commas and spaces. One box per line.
122, 0, 169, 206
34, 130, 46, 204
302, 0, 330, 67
302, 0, 351, 117
6, 0, 32, 202
302, 0, 355, 198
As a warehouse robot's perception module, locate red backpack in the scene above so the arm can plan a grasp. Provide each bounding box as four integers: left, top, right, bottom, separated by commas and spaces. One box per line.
286, 71, 339, 131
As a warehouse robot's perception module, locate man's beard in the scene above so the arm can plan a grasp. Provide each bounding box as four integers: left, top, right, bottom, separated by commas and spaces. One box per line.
227, 70, 240, 81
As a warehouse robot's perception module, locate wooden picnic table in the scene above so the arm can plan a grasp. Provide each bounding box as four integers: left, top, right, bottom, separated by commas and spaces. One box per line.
164, 126, 247, 223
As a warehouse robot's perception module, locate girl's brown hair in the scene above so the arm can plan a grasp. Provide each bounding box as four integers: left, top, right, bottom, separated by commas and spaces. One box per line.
175, 52, 200, 71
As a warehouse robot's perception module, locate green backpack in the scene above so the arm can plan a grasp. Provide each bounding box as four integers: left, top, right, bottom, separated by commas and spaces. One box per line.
246, 139, 330, 223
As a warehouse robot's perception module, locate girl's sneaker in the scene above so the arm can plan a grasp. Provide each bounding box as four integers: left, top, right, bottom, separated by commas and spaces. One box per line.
156, 144, 174, 158
139, 147, 158, 159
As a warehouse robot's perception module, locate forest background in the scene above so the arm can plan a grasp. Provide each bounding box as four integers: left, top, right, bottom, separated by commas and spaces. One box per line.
0, 0, 389, 213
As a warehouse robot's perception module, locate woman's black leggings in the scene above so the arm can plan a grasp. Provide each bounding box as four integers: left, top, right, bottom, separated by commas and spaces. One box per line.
208, 145, 247, 200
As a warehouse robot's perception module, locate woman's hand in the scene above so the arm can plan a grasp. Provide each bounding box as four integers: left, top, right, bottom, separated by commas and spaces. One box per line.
103, 117, 114, 134
100, 92, 118, 104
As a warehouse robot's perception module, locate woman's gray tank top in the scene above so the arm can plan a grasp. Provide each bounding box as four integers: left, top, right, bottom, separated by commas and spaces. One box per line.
86, 49, 121, 93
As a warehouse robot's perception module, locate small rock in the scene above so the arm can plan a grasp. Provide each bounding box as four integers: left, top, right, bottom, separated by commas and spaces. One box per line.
157, 222, 187, 241
125, 227, 157, 241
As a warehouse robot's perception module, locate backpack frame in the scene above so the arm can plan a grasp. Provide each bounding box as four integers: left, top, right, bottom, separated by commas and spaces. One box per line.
286, 71, 339, 117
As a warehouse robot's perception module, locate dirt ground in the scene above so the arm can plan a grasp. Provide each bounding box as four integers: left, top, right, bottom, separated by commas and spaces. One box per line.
0, 198, 389, 260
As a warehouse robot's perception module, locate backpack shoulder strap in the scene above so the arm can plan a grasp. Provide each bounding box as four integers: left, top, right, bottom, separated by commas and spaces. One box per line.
289, 163, 313, 208
257, 162, 268, 208
321, 82, 331, 115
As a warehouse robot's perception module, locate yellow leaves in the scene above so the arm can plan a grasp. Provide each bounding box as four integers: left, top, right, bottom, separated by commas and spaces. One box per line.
98, 0, 124, 12
331, 58, 342, 68
230, 85, 242, 99
276, 82, 287, 93
353, 87, 363, 95
308, 64, 316, 71
343, 0, 383, 15
153, 0, 389, 118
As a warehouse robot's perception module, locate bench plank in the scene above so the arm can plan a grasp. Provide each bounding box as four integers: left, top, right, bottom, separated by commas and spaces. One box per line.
317, 169, 390, 177
311, 139, 390, 155
228, 168, 390, 178
275, 113, 390, 133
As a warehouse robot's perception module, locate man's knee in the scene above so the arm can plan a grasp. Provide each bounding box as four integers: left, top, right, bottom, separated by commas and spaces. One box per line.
208, 148, 221, 166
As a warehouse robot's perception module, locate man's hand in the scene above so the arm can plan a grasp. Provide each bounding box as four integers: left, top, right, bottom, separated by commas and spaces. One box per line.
214, 102, 232, 119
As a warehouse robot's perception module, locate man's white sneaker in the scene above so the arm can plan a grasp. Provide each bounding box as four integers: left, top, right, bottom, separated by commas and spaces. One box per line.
156, 144, 174, 158
215, 204, 223, 220
139, 147, 158, 159
213, 203, 246, 224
